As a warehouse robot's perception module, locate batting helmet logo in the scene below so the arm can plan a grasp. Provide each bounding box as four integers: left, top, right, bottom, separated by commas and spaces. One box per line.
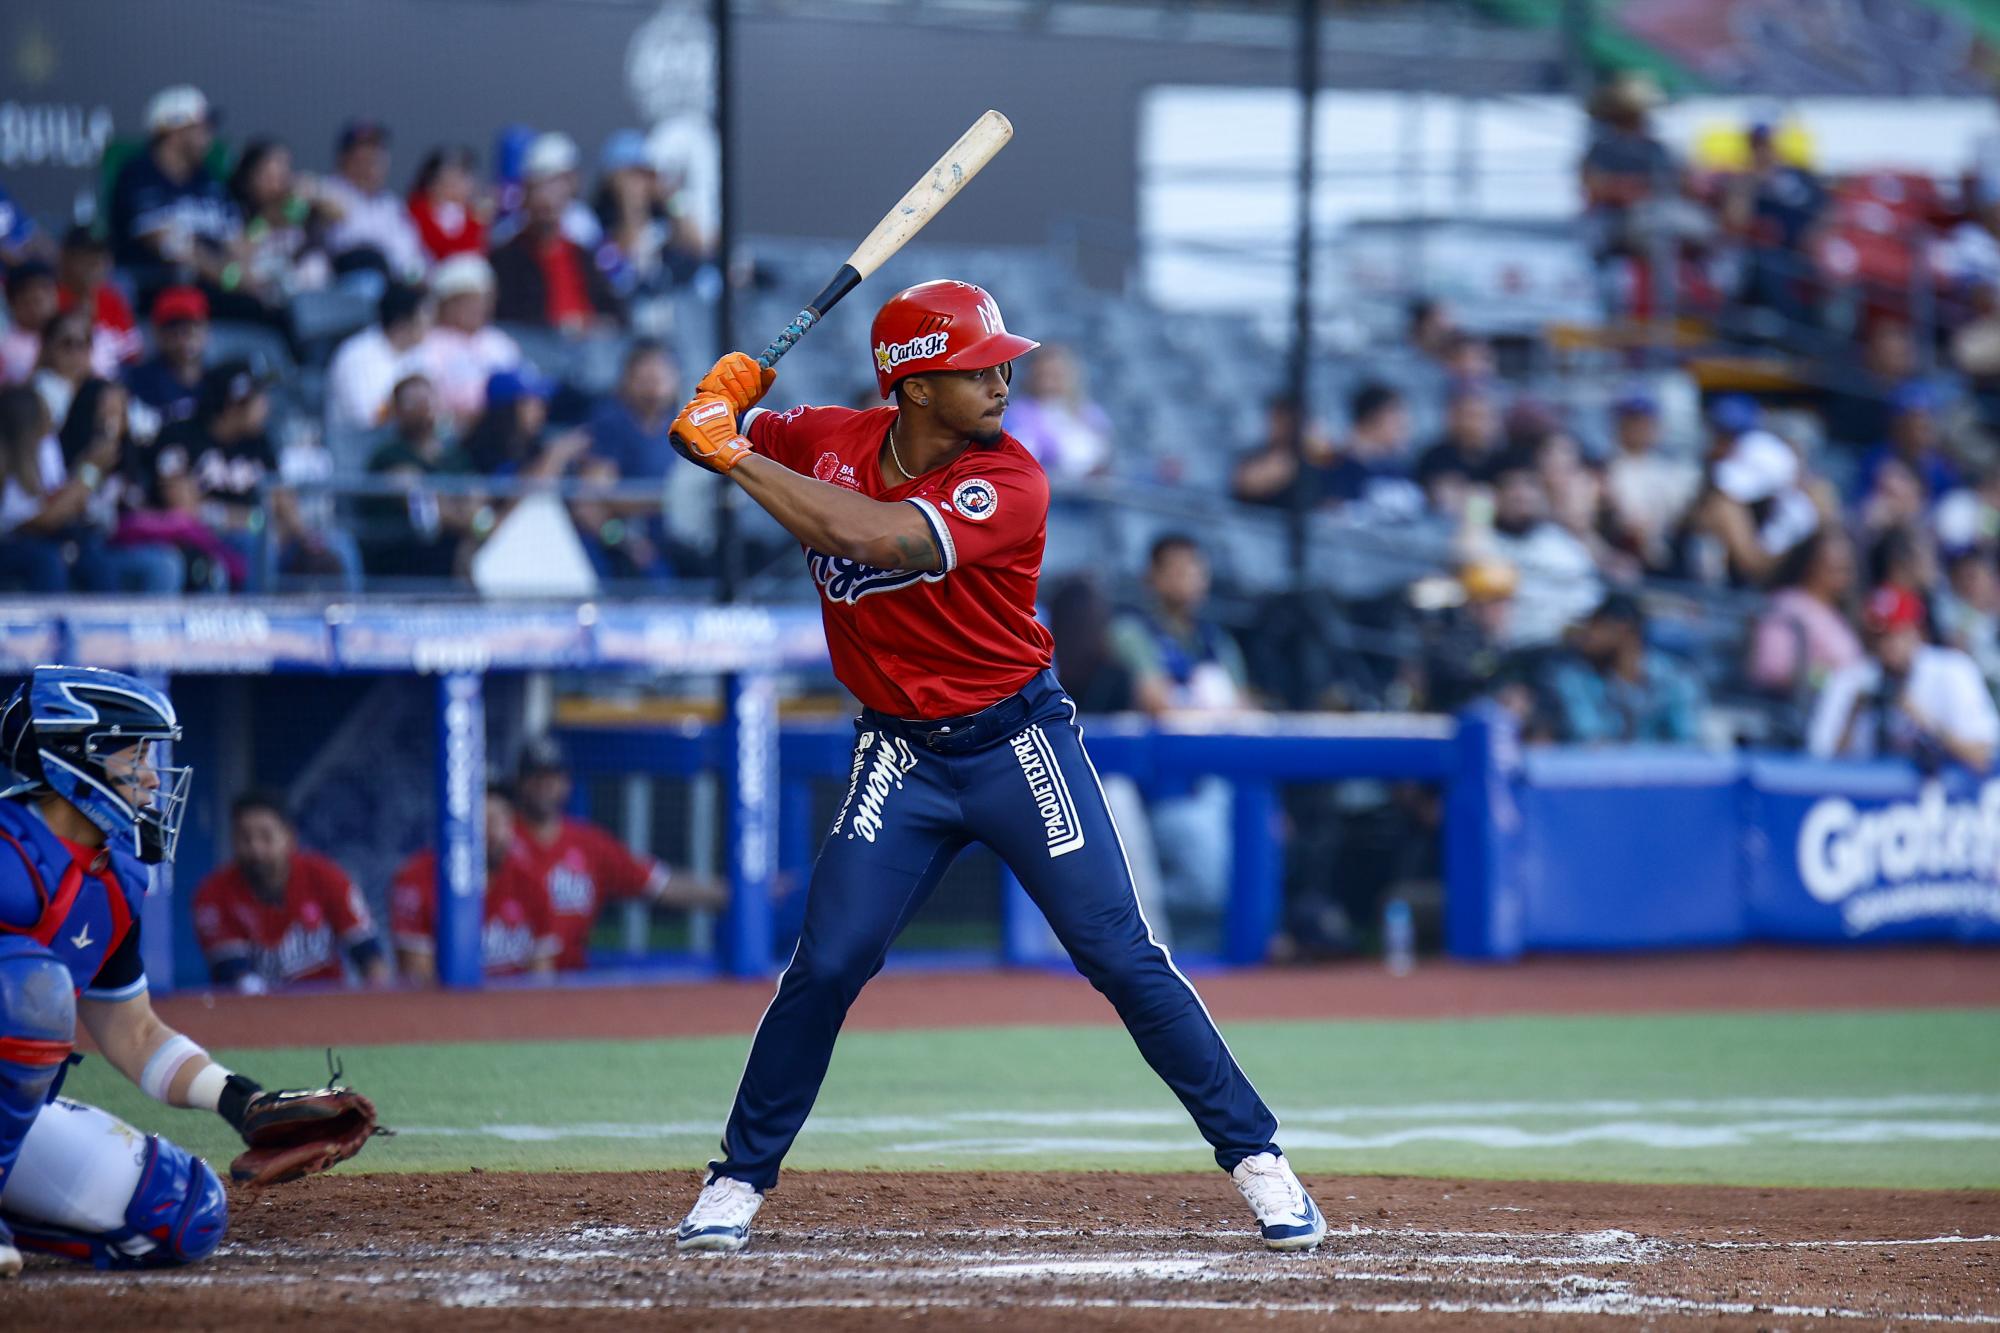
868, 280, 1040, 398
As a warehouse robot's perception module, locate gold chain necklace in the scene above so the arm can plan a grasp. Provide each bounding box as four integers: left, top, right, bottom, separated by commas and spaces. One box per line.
887, 423, 918, 480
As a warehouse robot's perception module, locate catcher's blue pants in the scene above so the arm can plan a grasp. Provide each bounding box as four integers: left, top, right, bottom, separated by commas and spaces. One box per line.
711, 669, 1280, 1191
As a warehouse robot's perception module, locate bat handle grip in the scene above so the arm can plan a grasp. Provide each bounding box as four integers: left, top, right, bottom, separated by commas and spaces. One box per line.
755, 264, 865, 370
757, 308, 820, 370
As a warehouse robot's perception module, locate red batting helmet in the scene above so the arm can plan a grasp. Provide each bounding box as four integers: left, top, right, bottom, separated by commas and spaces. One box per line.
869, 280, 1039, 399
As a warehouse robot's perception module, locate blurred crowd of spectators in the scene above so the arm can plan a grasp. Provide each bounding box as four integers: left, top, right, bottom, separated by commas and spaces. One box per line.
7, 75, 2000, 792
0, 84, 715, 593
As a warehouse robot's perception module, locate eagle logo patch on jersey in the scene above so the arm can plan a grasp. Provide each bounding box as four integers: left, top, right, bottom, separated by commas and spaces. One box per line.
950, 478, 999, 522
807, 550, 945, 604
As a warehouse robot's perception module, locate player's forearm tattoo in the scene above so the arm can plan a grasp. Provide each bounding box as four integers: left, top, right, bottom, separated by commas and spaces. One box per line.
893, 532, 937, 570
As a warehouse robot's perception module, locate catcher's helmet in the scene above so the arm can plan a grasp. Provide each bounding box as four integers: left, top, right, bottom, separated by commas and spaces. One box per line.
869, 280, 1039, 399
0, 666, 191, 864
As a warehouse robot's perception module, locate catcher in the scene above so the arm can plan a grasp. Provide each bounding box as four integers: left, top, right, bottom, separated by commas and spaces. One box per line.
0, 666, 379, 1277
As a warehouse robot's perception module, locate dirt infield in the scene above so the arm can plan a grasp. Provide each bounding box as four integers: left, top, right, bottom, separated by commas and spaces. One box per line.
151, 945, 2000, 1049
14, 1171, 1998, 1329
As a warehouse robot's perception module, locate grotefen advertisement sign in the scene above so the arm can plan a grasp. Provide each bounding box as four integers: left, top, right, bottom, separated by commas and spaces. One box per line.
1748, 767, 2000, 943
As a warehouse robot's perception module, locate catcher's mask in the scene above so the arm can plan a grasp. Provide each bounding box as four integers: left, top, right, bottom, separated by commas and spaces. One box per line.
0, 666, 192, 865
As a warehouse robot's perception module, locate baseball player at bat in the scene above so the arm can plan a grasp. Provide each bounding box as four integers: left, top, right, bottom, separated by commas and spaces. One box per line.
0, 667, 379, 1279
669, 282, 1326, 1254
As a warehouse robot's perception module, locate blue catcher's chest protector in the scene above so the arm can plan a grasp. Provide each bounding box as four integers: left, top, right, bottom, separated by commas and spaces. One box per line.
0, 800, 143, 990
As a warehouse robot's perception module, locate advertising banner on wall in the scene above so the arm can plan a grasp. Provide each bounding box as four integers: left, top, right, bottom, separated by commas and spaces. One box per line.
1744, 758, 2000, 943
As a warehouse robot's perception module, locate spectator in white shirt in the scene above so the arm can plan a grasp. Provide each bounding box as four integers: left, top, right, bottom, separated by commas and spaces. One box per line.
1005, 344, 1114, 480
318, 120, 428, 282
419, 255, 520, 426
1808, 585, 1999, 771
1483, 445, 1602, 648
326, 283, 429, 442
1602, 389, 1698, 571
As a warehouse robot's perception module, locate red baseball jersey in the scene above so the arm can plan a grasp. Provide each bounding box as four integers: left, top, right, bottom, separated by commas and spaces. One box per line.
192, 850, 374, 987
745, 404, 1054, 719
512, 816, 667, 970
388, 846, 558, 977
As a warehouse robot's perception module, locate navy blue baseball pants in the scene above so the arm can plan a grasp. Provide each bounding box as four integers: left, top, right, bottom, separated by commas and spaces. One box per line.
711, 669, 1281, 1191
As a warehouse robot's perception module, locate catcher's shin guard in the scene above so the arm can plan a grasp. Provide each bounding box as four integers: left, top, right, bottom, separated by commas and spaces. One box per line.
0, 937, 76, 1196
10, 1131, 228, 1269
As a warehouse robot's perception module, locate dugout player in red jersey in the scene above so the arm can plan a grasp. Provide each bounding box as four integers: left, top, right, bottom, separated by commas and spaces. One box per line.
191, 792, 388, 992
508, 736, 724, 971
390, 785, 559, 983
668, 281, 1325, 1254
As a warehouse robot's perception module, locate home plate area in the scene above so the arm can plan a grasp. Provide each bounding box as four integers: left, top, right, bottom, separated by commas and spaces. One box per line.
16, 1172, 2000, 1329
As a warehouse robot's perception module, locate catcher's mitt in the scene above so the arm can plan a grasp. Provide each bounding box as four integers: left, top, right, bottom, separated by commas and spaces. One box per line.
227, 1052, 388, 1187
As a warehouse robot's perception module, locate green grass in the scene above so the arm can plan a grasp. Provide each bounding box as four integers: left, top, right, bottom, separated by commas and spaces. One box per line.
67, 1008, 2000, 1189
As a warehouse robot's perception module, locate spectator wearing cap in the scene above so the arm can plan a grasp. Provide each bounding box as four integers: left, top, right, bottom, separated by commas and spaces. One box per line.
1419, 559, 1535, 716
326, 282, 430, 441
123, 285, 210, 425
407, 146, 488, 263
1414, 382, 1503, 518
227, 138, 336, 304
53, 227, 141, 374
1854, 383, 1959, 505
509, 736, 724, 971
1675, 396, 1820, 587
590, 129, 709, 296
147, 360, 359, 590
319, 119, 427, 282
1542, 593, 1707, 745
1747, 529, 1863, 697
1718, 121, 1825, 328
461, 366, 589, 480
107, 85, 240, 304
361, 373, 484, 580
0, 260, 58, 386
418, 255, 521, 425
1808, 586, 1998, 770
591, 130, 669, 299
490, 132, 624, 333
1602, 388, 1699, 571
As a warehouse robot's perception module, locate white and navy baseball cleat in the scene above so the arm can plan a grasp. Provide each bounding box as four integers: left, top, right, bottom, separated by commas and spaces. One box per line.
1231, 1151, 1327, 1251
0, 1217, 21, 1278
676, 1173, 763, 1253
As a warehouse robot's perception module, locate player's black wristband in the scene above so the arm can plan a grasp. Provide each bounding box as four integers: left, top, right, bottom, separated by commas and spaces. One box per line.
218, 1073, 266, 1133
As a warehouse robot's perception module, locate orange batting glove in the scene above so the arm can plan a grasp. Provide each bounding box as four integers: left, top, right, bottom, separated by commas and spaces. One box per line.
696, 352, 777, 415
670, 393, 753, 474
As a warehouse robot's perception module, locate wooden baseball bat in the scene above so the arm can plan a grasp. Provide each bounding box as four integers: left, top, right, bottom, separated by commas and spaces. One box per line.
755, 110, 1014, 370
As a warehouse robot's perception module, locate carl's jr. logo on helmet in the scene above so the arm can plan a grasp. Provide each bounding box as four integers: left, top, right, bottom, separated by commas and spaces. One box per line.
875, 332, 950, 376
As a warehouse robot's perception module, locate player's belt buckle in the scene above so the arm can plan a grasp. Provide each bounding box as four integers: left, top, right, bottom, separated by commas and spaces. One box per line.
920, 725, 954, 750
